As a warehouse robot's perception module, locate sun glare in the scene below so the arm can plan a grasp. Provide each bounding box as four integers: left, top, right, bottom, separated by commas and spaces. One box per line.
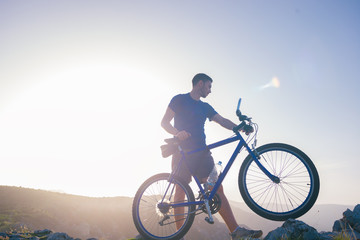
0, 64, 169, 197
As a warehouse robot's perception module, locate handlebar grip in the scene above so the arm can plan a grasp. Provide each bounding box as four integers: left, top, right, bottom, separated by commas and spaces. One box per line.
236, 98, 242, 111
233, 122, 245, 133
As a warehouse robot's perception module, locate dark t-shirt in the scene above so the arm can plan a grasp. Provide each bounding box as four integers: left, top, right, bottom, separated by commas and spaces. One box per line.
169, 93, 217, 150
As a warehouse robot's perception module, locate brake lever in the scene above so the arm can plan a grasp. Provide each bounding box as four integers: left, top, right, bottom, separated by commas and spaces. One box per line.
239, 114, 252, 122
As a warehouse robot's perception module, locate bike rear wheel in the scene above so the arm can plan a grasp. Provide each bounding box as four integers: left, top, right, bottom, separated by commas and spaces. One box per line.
239, 143, 320, 221
132, 173, 195, 240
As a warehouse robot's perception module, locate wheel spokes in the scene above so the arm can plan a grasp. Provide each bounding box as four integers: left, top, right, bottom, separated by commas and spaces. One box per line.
245, 149, 312, 214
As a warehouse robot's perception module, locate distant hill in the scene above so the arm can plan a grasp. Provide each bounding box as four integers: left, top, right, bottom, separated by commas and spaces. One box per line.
0, 186, 354, 239
0, 186, 136, 240
0, 186, 230, 240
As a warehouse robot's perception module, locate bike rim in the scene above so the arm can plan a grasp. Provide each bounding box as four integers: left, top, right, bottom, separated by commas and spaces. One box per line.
136, 178, 192, 239
244, 147, 314, 215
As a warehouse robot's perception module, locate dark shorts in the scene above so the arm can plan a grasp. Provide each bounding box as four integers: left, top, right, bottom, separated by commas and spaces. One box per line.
172, 149, 215, 184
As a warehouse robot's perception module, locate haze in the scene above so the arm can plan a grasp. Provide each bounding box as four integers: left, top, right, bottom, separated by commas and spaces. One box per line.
0, 1, 359, 206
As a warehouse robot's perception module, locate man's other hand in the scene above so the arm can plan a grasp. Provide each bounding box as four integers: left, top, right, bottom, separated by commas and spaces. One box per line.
176, 131, 191, 141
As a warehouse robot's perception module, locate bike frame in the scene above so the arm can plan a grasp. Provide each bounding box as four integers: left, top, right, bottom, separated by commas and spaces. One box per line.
164, 131, 278, 211
135, 97, 319, 238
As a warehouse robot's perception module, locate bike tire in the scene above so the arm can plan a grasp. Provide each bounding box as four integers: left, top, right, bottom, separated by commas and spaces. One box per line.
239, 143, 320, 221
132, 173, 196, 240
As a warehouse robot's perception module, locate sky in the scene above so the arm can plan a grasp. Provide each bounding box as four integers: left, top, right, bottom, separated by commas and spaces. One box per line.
0, 0, 359, 206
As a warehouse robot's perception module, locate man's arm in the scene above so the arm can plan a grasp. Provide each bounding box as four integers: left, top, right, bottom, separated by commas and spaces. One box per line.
161, 107, 191, 140
211, 113, 237, 131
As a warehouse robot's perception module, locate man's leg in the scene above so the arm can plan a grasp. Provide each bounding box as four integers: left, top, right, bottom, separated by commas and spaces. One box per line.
212, 183, 238, 232
171, 152, 191, 231
174, 184, 186, 230
215, 184, 263, 239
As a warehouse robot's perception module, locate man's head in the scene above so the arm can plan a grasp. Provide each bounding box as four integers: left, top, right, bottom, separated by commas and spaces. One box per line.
192, 73, 213, 87
192, 73, 213, 98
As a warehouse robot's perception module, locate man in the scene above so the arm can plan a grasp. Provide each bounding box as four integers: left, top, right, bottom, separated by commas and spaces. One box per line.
161, 73, 263, 239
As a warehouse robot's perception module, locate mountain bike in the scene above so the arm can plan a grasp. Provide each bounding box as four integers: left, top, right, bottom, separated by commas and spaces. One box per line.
132, 98, 320, 240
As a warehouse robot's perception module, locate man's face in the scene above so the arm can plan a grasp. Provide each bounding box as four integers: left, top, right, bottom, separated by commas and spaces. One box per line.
200, 80, 212, 98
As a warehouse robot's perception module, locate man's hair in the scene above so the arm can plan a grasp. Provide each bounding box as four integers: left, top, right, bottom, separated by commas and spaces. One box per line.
192, 73, 213, 87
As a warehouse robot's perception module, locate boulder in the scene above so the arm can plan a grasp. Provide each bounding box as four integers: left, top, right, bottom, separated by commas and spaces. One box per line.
318, 231, 337, 240
333, 204, 360, 236
344, 204, 360, 233
47, 232, 74, 240
264, 219, 321, 240
333, 219, 352, 232
34, 229, 53, 235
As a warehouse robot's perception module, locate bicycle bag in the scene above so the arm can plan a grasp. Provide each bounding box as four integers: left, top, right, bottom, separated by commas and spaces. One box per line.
160, 143, 178, 158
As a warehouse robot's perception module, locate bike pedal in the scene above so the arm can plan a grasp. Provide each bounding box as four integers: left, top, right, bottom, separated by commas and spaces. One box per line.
204, 217, 214, 224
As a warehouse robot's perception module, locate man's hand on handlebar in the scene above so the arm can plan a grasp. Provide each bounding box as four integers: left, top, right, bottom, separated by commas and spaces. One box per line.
176, 130, 191, 141
243, 124, 254, 135
234, 109, 254, 135
233, 122, 254, 135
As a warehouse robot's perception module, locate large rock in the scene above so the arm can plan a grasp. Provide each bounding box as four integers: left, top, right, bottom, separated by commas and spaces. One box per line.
264, 219, 321, 240
333, 219, 352, 232
333, 204, 360, 239
344, 205, 360, 232
47, 232, 74, 240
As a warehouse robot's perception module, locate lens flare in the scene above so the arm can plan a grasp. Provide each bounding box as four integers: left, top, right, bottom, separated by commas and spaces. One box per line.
260, 77, 280, 90
272, 77, 280, 88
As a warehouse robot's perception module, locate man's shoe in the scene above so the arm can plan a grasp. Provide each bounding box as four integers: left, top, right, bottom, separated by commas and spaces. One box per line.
230, 226, 263, 239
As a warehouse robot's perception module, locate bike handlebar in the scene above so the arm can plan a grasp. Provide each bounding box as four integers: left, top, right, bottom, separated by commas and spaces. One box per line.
233, 98, 254, 135
233, 122, 246, 133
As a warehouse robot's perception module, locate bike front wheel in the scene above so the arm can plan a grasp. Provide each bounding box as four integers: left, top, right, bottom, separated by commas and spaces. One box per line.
132, 173, 196, 240
239, 143, 320, 221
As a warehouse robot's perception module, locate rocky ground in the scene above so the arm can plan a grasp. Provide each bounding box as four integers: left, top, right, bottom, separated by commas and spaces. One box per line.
134, 204, 360, 240
0, 229, 98, 240
263, 204, 360, 240
2, 204, 359, 240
